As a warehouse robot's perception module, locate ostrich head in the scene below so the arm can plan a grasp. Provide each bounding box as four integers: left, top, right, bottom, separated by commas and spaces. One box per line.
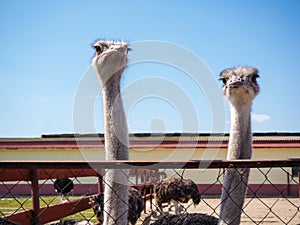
220, 67, 260, 106
92, 40, 129, 83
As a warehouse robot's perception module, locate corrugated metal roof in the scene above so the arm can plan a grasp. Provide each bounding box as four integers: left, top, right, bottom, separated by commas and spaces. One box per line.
0, 133, 300, 149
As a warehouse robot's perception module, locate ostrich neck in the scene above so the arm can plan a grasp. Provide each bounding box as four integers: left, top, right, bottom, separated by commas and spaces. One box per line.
100, 70, 129, 225
101, 73, 129, 160
219, 101, 253, 225
227, 102, 252, 159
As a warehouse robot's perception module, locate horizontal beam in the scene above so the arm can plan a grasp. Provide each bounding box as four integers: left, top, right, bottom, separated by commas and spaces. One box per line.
0, 159, 299, 170
3, 196, 92, 225
0, 167, 160, 182
0, 168, 99, 182
3, 209, 33, 225
39, 195, 91, 224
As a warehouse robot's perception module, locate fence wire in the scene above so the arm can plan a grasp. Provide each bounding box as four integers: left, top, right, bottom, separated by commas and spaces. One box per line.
0, 160, 299, 225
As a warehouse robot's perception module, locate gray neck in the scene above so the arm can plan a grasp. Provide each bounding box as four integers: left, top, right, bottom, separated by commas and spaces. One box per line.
101, 73, 129, 160
100, 70, 129, 225
218, 102, 253, 225
227, 102, 252, 159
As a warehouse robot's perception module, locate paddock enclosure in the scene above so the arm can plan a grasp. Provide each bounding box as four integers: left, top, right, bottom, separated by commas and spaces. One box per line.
0, 133, 299, 224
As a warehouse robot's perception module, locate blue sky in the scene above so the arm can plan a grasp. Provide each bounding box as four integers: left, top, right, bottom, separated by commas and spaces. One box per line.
0, 0, 300, 137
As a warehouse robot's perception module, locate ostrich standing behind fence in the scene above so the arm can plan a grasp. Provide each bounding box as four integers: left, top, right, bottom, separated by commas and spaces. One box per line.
50, 218, 94, 225
0, 218, 20, 225
92, 40, 130, 225
89, 188, 144, 225
153, 66, 260, 225
54, 178, 74, 202
151, 213, 218, 225
154, 176, 200, 215
218, 67, 259, 224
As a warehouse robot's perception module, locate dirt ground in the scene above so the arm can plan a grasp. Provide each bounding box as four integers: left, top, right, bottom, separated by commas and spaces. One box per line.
139, 197, 300, 225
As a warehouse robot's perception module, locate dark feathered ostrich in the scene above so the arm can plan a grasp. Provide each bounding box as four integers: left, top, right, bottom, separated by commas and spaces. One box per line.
151, 213, 218, 225
89, 192, 104, 223
0, 218, 20, 225
89, 188, 144, 225
154, 177, 200, 215
49, 218, 94, 225
54, 178, 74, 202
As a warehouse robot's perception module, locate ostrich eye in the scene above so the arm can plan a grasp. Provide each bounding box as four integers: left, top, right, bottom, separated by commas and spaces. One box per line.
219, 77, 227, 85
251, 74, 259, 83
94, 45, 103, 54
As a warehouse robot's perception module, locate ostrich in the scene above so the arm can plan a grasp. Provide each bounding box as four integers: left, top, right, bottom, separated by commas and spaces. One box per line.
54, 178, 74, 202
89, 188, 144, 225
0, 218, 20, 225
153, 66, 259, 225
50, 219, 94, 225
218, 66, 260, 225
151, 213, 218, 225
69, 220, 93, 225
92, 40, 130, 225
154, 176, 200, 215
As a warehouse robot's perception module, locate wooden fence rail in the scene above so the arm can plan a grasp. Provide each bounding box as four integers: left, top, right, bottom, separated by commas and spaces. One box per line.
0, 159, 299, 225
0, 161, 162, 225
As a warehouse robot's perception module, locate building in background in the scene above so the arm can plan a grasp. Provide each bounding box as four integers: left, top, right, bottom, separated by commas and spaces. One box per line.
0, 133, 299, 196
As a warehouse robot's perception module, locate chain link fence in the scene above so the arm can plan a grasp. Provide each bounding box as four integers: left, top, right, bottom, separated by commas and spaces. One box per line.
0, 159, 299, 225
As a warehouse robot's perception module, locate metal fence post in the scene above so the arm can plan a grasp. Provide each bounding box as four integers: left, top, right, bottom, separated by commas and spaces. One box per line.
298, 171, 300, 197
287, 170, 290, 196
143, 170, 147, 213
98, 175, 104, 193
29, 169, 40, 225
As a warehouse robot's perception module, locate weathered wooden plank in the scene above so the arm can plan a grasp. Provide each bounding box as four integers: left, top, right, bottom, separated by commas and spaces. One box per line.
0, 159, 299, 170
3, 196, 92, 225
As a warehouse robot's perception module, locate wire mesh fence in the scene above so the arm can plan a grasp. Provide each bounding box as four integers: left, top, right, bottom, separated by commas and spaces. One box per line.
0, 159, 299, 225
